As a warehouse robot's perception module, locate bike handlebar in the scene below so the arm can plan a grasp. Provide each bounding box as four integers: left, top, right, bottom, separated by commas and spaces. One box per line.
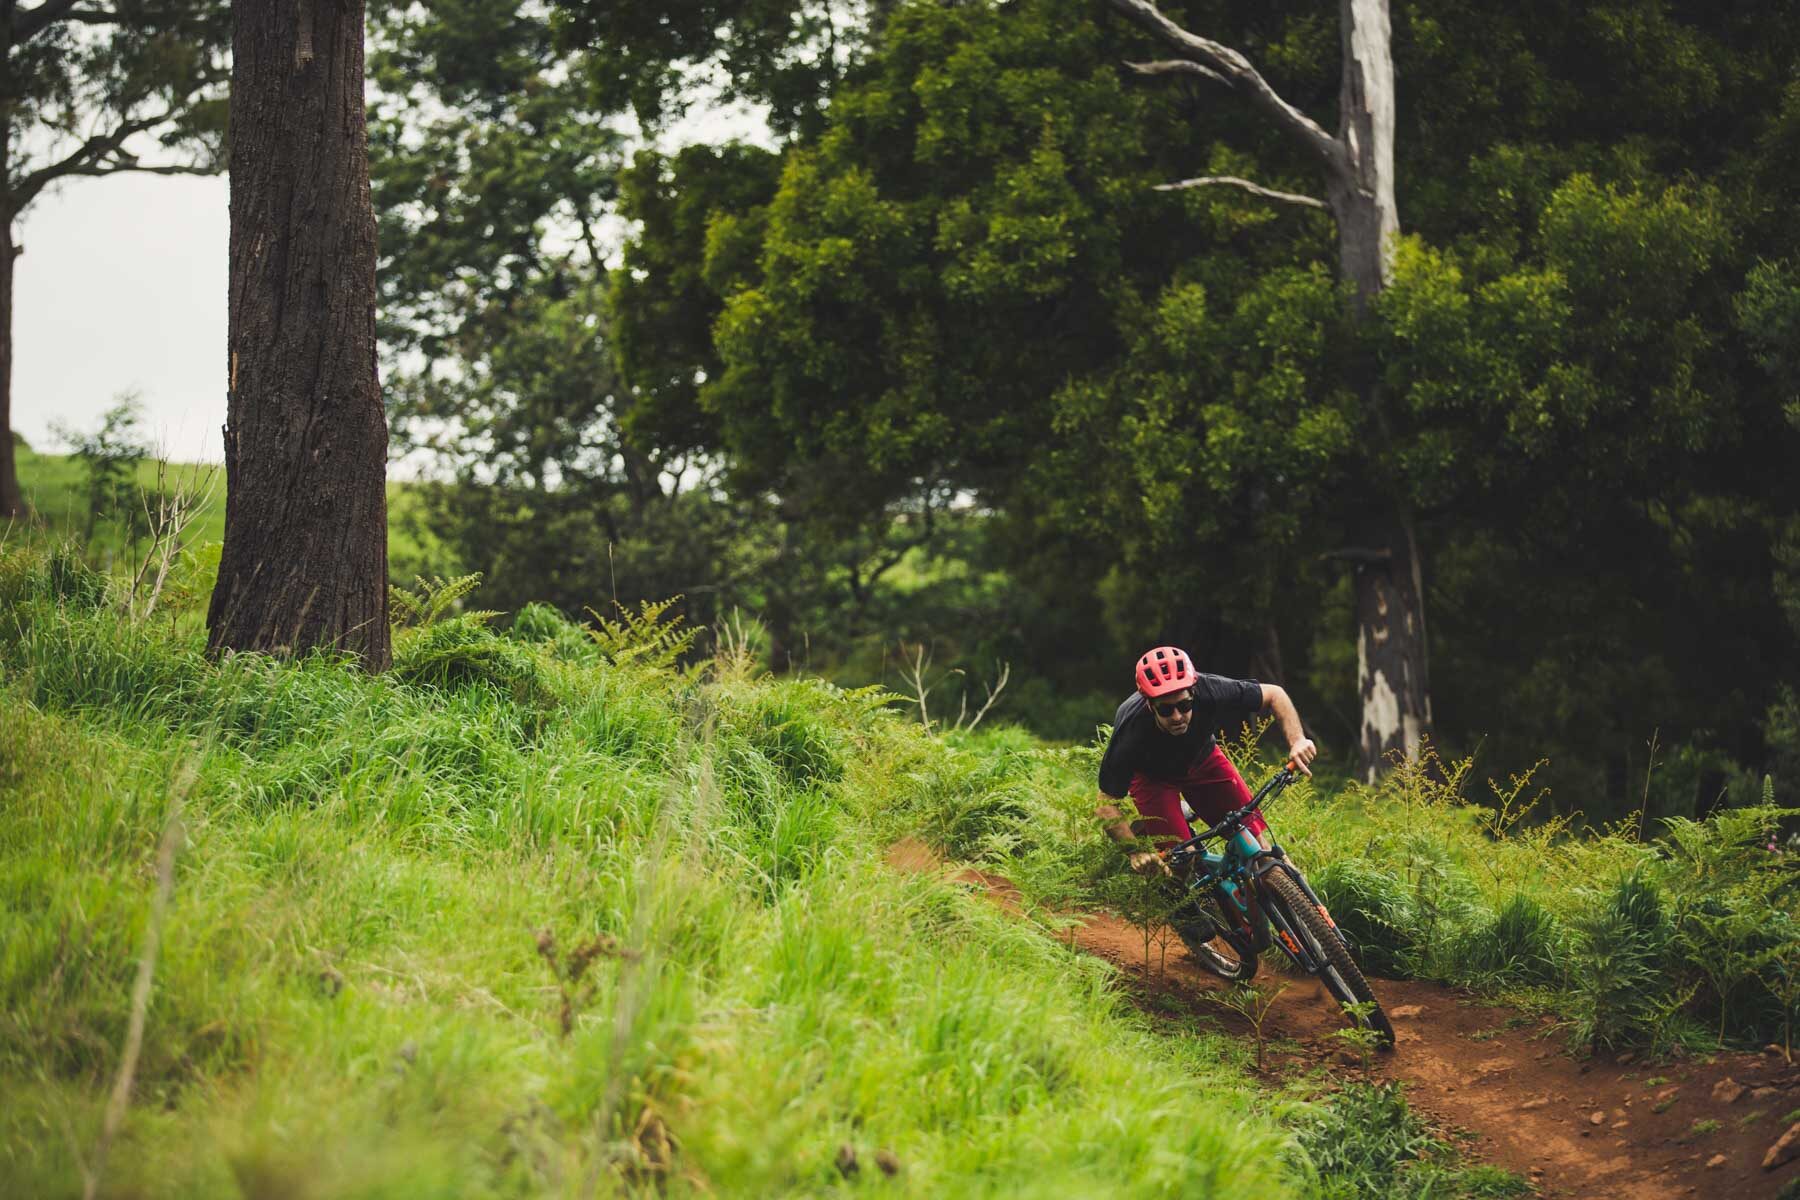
1161, 762, 1299, 863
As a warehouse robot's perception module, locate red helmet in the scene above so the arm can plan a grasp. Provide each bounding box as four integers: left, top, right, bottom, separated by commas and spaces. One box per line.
1135, 646, 1196, 698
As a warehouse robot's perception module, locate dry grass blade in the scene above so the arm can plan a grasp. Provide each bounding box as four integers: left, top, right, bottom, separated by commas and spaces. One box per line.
82, 760, 192, 1200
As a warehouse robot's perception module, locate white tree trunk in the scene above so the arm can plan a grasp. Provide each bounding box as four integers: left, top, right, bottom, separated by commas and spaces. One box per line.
1332, 0, 1397, 308
1109, 0, 1431, 780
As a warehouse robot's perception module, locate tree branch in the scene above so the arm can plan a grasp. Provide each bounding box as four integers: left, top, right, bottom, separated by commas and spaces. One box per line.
13, 0, 81, 42
1125, 59, 1228, 87
1105, 0, 1345, 176
58, 162, 219, 180
13, 110, 187, 206
1153, 175, 1328, 210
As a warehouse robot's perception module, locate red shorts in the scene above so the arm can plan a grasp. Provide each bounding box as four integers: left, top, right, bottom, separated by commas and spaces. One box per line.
1127, 745, 1268, 846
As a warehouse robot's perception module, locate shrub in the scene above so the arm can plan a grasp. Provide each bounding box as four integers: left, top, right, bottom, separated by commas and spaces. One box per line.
1310, 859, 1417, 978
1567, 867, 1676, 1050
1447, 892, 1564, 988
391, 614, 552, 707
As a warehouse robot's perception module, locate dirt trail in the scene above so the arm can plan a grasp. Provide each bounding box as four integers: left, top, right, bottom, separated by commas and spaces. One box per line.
889, 841, 1800, 1199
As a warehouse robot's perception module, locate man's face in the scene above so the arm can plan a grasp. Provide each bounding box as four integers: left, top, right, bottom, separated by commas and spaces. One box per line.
1149, 690, 1195, 736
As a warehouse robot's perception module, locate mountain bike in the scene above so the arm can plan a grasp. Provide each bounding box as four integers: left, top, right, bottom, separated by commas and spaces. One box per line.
1161, 764, 1396, 1048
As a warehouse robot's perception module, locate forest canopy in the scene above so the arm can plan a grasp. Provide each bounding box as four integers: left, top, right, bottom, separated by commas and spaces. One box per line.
365, 0, 1800, 822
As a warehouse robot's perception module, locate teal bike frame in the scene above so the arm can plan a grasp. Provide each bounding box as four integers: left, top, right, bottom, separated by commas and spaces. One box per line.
1164, 766, 1346, 975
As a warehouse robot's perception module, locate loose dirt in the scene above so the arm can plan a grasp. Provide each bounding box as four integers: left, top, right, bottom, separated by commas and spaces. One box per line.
888, 840, 1800, 1199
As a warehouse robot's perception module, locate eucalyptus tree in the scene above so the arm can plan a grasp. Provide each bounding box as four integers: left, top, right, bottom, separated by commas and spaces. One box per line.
0, 0, 229, 519
1103, 0, 1426, 780
206, 0, 388, 668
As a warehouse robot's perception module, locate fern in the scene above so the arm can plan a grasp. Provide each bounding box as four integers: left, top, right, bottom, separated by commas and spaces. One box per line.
390, 573, 490, 630
583, 596, 696, 670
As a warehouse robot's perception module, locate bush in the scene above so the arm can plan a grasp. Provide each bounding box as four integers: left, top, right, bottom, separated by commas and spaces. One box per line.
391, 614, 552, 707
1311, 859, 1418, 979
1295, 1081, 1527, 1199
1448, 892, 1564, 988
1567, 867, 1676, 1050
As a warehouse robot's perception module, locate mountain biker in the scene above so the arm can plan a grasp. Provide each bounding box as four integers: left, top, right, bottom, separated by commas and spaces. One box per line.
1095, 645, 1318, 945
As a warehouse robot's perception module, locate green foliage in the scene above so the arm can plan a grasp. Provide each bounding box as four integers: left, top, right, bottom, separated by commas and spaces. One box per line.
584, 596, 698, 671
50, 397, 149, 544
589, 0, 1800, 814
1295, 1081, 1528, 1200
1567, 868, 1678, 1051
389, 573, 489, 629
1454, 893, 1564, 989
1311, 859, 1417, 978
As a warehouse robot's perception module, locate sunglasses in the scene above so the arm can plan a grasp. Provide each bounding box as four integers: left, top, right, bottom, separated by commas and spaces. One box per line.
1152, 697, 1195, 719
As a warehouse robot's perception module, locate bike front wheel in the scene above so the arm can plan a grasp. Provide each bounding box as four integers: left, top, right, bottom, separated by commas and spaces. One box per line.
1261, 867, 1395, 1048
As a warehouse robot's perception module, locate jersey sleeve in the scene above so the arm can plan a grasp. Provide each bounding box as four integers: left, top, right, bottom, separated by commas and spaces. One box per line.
1196, 673, 1263, 733
1097, 724, 1136, 798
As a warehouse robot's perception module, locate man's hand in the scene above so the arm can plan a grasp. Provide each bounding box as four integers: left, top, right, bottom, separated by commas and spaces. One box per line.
1287, 737, 1318, 777
1128, 850, 1172, 878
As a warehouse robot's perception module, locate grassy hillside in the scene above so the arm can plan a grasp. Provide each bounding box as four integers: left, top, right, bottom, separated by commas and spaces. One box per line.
2, 536, 1789, 1197
2, 542, 1323, 1199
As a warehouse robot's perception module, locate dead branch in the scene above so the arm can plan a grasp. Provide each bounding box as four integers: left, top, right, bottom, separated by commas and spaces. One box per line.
1104, 0, 1344, 175
952, 661, 1012, 733
128, 456, 220, 622
897, 643, 940, 732
1153, 175, 1328, 210
1125, 58, 1228, 85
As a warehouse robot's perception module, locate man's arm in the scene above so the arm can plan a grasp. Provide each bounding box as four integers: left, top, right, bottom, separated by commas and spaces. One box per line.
1095, 793, 1170, 877
1259, 684, 1318, 776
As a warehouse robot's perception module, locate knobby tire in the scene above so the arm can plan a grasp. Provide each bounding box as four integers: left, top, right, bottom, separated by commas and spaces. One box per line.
1261, 868, 1396, 1048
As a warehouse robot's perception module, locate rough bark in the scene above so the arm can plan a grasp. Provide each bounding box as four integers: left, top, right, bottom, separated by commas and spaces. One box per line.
206, 0, 390, 668
0, 211, 20, 521
0, 12, 21, 521
1353, 513, 1430, 780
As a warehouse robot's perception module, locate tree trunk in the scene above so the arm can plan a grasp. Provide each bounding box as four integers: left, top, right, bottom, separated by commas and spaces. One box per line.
207, 0, 390, 668
0, 21, 21, 521
1331, 0, 1397, 314
0, 212, 21, 521
1331, 0, 1430, 780
1352, 515, 1430, 780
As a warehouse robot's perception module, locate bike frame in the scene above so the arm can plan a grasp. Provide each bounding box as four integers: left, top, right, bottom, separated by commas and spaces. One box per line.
1164, 766, 1343, 975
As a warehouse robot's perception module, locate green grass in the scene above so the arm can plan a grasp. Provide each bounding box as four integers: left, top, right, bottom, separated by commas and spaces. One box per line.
13, 447, 455, 584
2, 545, 1308, 1198
0, 538, 1778, 1196
1682, 1118, 1722, 1142
1295, 1081, 1532, 1200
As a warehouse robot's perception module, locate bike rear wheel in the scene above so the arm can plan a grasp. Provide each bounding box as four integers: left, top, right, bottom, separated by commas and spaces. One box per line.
1261, 867, 1395, 1047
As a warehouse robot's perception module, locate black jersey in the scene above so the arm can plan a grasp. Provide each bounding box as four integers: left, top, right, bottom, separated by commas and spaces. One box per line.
1096, 674, 1263, 797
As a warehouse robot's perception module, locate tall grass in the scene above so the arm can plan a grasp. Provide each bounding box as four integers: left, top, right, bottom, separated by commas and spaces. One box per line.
3, 543, 1313, 1198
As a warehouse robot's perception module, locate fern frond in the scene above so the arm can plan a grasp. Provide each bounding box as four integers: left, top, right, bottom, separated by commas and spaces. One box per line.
391, 573, 488, 629
583, 596, 697, 670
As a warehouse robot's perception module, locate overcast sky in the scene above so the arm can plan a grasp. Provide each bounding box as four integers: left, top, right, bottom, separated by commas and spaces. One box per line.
16, 94, 769, 469
17, 171, 230, 461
